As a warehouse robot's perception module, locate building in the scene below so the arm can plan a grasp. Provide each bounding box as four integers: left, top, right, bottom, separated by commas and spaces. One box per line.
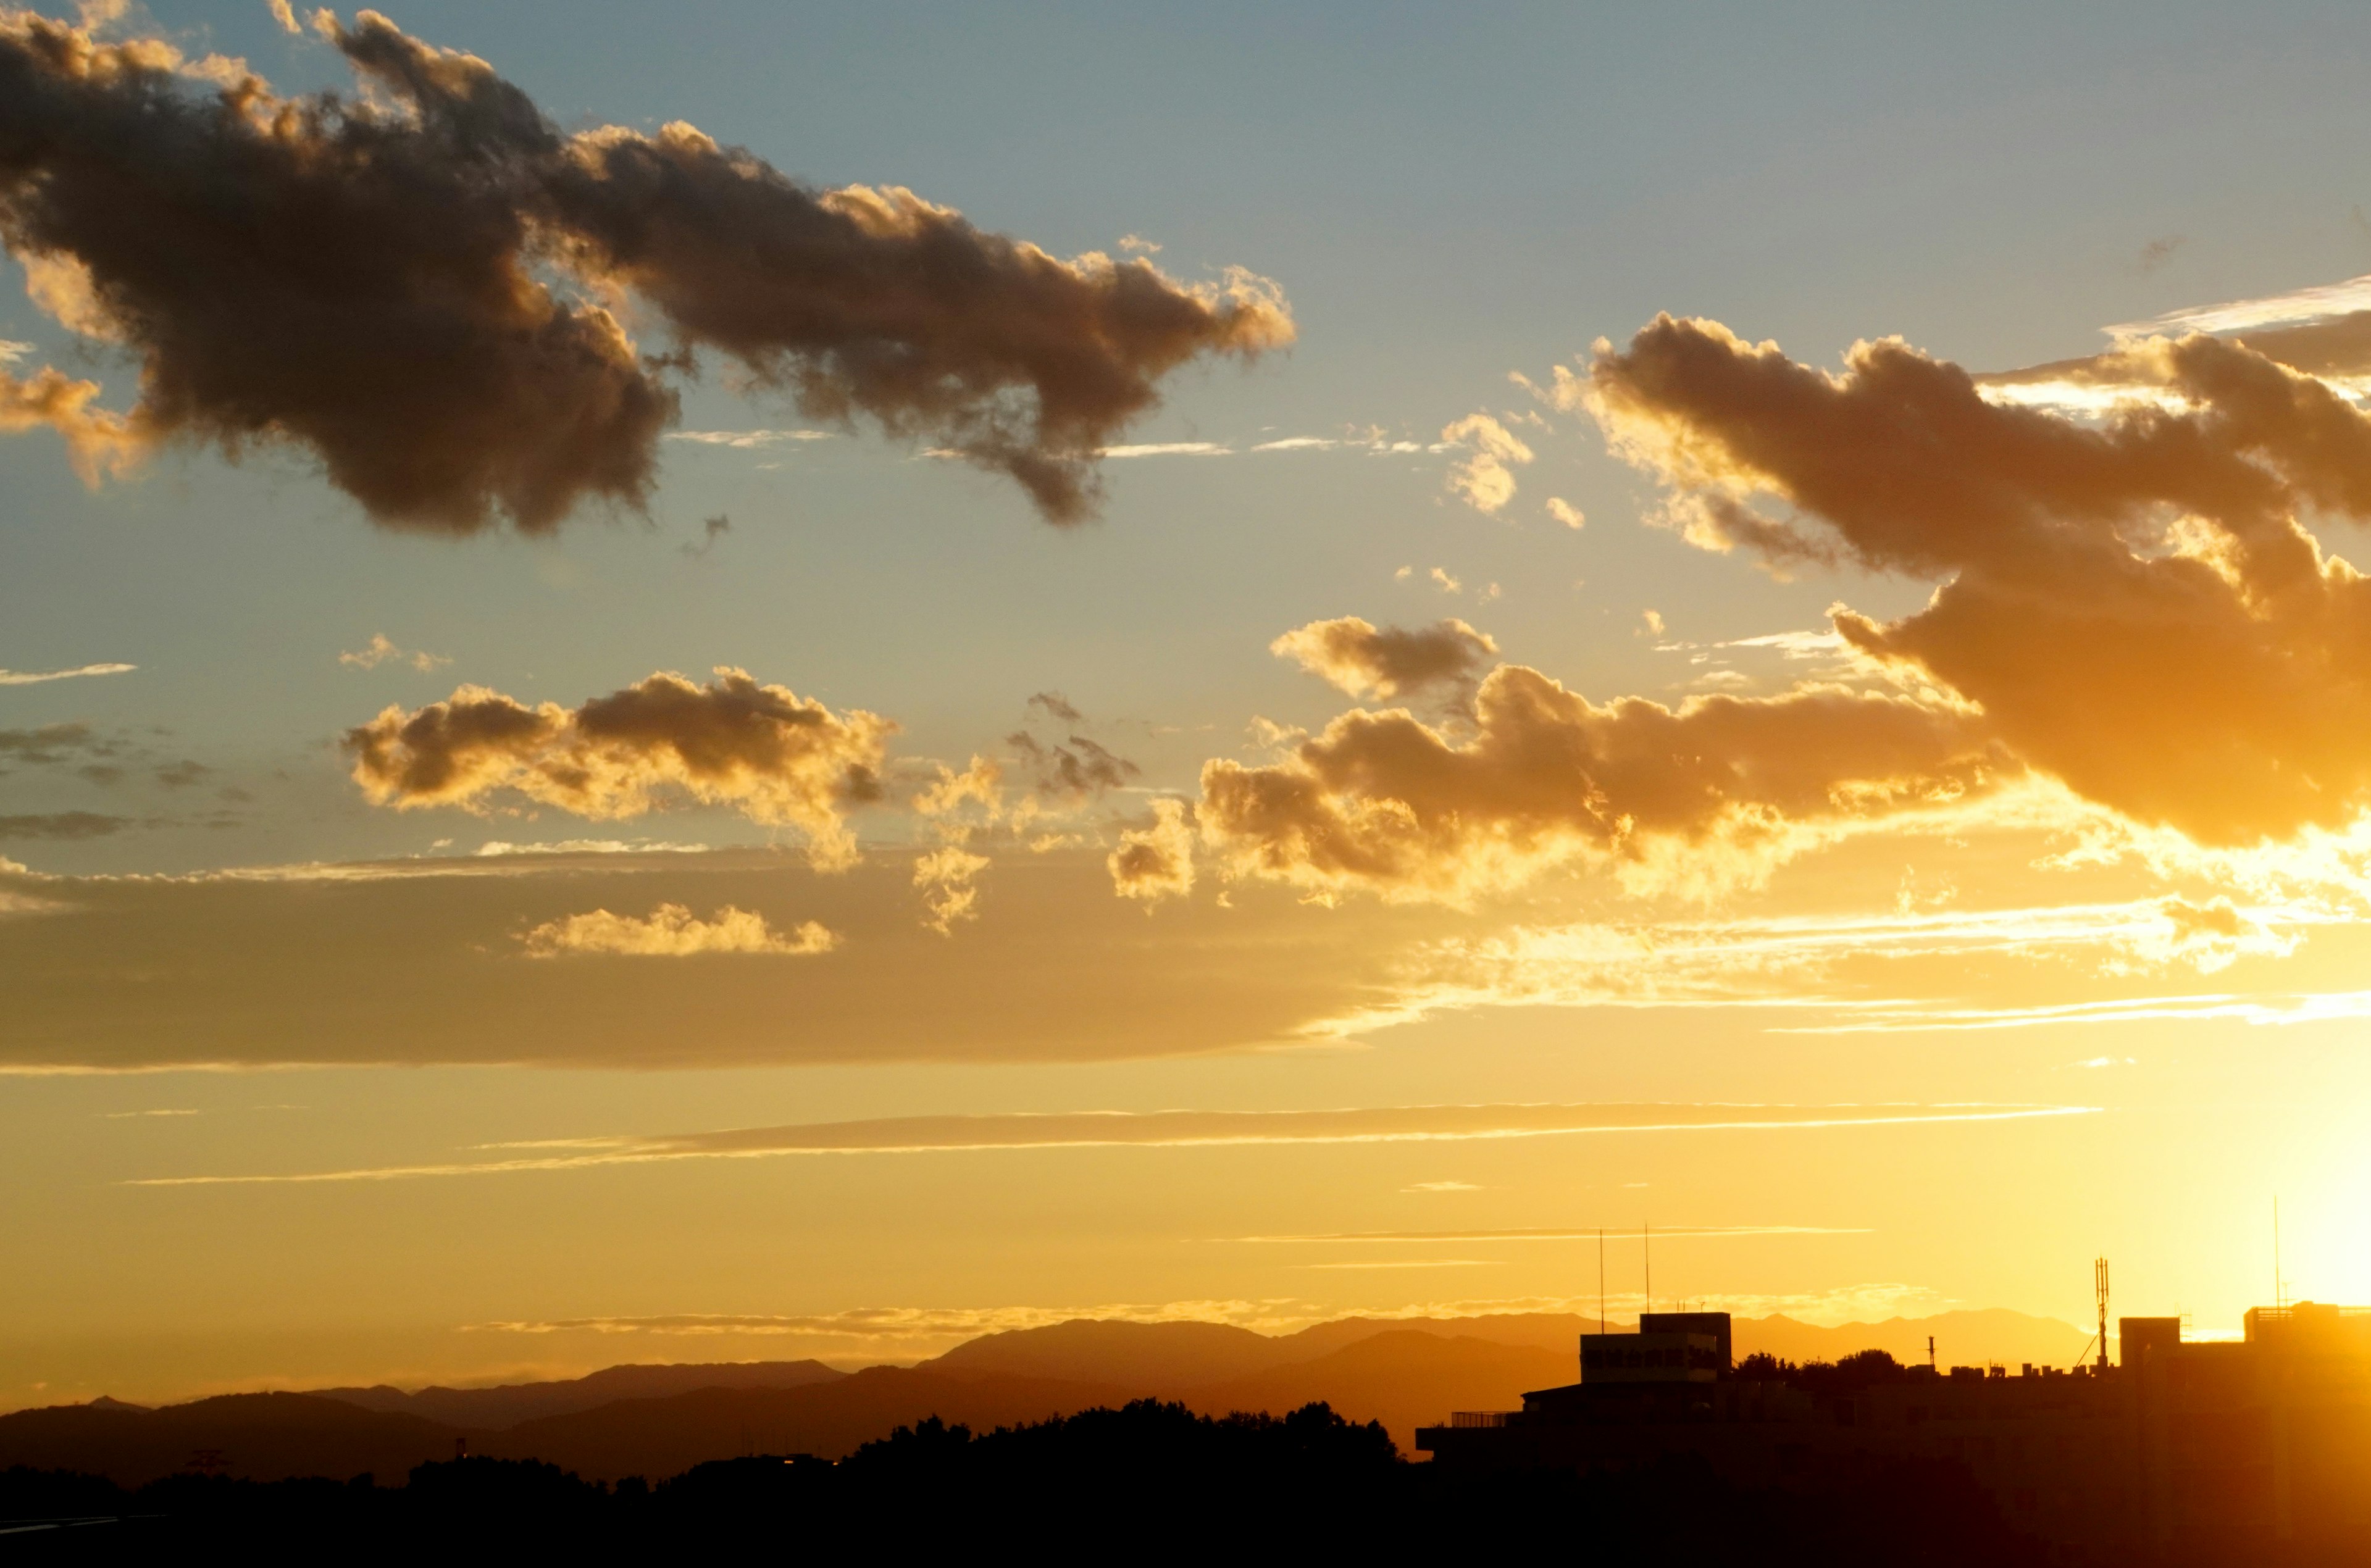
1418, 1303, 2371, 1565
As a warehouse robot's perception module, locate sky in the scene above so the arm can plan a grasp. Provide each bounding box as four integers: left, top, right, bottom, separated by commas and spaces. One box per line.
9, 0, 2371, 1407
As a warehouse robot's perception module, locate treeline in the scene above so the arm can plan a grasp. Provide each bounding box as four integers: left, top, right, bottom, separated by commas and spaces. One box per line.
2, 1398, 2040, 1562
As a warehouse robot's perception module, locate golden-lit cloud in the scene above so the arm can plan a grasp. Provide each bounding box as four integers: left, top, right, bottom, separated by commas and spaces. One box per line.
125, 1100, 2097, 1185
1108, 797, 1196, 903
1194, 665, 2005, 901
519, 903, 836, 957
338, 634, 450, 673
1439, 412, 1533, 512
1568, 313, 2371, 850
343, 667, 891, 868
0, 9, 1292, 529
1269, 616, 1498, 702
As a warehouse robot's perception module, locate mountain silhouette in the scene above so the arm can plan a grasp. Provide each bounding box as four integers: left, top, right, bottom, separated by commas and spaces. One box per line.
0, 1392, 473, 1487
309, 1359, 845, 1430
920, 1319, 1307, 1388
478, 1368, 1132, 1481
1184, 1331, 1571, 1451
0, 1307, 2095, 1487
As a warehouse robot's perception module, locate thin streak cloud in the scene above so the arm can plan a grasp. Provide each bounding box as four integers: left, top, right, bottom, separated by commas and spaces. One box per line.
0, 662, 135, 685
1241, 1225, 1870, 1243
124, 1101, 2097, 1186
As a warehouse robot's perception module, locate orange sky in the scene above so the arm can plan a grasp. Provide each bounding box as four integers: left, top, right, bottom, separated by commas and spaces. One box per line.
10, 1, 2371, 1409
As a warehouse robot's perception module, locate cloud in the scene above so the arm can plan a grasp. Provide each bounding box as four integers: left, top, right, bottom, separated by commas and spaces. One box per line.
1244, 1224, 1867, 1243
1192, 663, 2007, 902
682, 513, 730, 557
0, 722, 112, 765
1580, 312, 2371, 845
1329, 889, 2333, 1040
340, 635, 450, 673
2135, 235, 2185, 275
1026, 691, 1083, 725
0, 811, 128, 840
1006, 730, 1139, 801
912, 844, 990, 935
126, 1100, 2096, 1185
1545, 496, 1586, 529
1439, 412, 1533, 513
0, 662, 134, 686
343, 667, 892, 869
521, 902, 835, 957
0, 10, 1292, 530
1108, 797, 1196, 903
1098, 441, 1230, 458
1269, 616, 1498, 702
663, 428, 835, 448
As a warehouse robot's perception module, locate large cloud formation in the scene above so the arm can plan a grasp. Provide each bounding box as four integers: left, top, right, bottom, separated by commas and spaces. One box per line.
0, 9, 1292, 529
1583, 316, 2371, 845
1194, 664, 2002, 901
344, 668, 891, 868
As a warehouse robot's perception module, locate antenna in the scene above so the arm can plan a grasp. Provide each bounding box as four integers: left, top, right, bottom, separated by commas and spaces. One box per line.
1927, 1334, 1936, 1372
2095, 1257, 2110, 1374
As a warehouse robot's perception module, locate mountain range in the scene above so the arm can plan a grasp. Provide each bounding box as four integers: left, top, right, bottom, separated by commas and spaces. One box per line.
0, 1307, 2093, 1485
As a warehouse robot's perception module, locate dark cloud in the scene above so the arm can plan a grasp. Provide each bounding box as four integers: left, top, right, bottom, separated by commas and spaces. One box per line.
0, 722, 111, 765
0, 848, 1455, 1069
682, 512, 730, 557
0, 9, 1293, 531
1006, 731, 1139, 802
154, 760, 209, 789
0, 810, 129, 840
1026, 691, 1084, 724
343, 667, 894, 869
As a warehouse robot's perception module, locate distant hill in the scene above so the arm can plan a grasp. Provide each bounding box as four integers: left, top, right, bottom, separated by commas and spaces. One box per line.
479, 1367, 1132, 1480
0, 1391, 470, 1487
3, 1308, 2099, 1487
311, 1359, 845, 1430
1733, 1309, 2096, 1372
920, 1319, 1307, 1390
1186, 1331, 1573, 1452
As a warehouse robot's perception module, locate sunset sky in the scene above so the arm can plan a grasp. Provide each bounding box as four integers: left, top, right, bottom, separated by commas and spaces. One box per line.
10, 0, 2371, 1408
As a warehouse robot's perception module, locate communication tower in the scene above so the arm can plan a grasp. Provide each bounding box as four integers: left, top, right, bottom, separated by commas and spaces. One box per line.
2095, 1257, 2110, 1374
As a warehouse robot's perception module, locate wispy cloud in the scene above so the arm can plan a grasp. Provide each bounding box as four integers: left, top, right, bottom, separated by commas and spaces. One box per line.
664, 428, 838, 448
338, 634, 449, 673
2107, 272, 2371, 339
1784, 988, 2371, 1035
0, 662, 135, 686
1297, 1259, 1501, 1270
125, 1101, 2096, 1186
1099, 441, 1231, 458
459, 1281, 1977, 1352
521, 903, 837, 958
1243, 1224, 1867, 1243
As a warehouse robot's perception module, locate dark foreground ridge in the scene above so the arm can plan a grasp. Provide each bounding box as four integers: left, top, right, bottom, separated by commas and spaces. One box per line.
1, 1398, 2041, 1564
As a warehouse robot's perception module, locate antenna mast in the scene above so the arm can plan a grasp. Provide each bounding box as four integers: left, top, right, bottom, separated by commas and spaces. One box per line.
2095, 1257, 2110, 1374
